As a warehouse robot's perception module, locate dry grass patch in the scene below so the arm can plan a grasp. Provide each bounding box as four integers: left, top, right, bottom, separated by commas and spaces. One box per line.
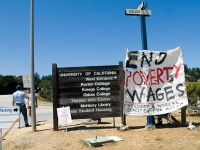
2, 110, 200, 150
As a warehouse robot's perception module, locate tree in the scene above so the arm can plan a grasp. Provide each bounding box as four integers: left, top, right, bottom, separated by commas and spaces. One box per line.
0, 75, 22, 94
34, 73, 41, 92
186, 82, 200, 105
184, 64, 189, 75
0, 74, 4, 94
39, 75, 52, 101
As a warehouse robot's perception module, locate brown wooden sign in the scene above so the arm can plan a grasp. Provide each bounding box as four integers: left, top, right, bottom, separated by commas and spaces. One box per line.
52, 62, 124, 130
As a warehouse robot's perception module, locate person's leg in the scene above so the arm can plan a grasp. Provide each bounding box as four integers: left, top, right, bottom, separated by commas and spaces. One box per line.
28, 107, 31, 117
97, 118, 101, 123
158, 117, 163, 125
21, 104, 29, 126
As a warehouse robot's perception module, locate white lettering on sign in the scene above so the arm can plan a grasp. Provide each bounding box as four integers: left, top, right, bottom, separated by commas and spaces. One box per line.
59, 72, 82, 77
81, 83, 94, 86
81, 82, 111, 87
96, 87, 110, 91
96, 108, 112, 112
85, 77, 117, 81
83, 93, 95, 97
94, 71, 117, 76
71, 99, 87, 103
85, 72, 91, 76
96, 92, 110, 96
71, 109, 78, 113
98, 103, 111, 107
95, 82, 110, 86
79, 109, 95, 113
97, 97, 110, 101
72, 97, 112, 102
82, 88, 95, 92
81, 104, 97, 108
96, 76, 117, 81
88, 98, 97, 102
86, 77, 95, 81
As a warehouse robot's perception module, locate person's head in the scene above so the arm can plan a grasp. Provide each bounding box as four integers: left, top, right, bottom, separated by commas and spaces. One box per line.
28, 88, 31, 93
16, 85, 22, 90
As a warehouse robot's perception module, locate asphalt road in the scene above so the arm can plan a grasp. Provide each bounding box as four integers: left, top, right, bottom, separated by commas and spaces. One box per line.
0, 94, 53, 132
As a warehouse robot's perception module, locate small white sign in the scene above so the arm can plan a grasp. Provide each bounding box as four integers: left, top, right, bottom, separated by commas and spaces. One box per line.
0, 106, 20, 128
125, 9, 151, 16
57, 106, 72, 125
22, 74, 31, 88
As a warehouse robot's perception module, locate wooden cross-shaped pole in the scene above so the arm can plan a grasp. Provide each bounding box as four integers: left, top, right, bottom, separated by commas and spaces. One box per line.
125, 2, 154, 128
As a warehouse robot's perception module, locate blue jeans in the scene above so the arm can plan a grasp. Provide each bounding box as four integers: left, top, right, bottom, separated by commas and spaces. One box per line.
16, 103, 28, 125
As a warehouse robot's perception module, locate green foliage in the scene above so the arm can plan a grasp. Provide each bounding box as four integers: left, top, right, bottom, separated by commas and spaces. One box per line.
39, 88, 52, 101
39, 75, 52, 101
0, 74, 22, 94
184, 64, 189, 74
184, 64, 200, 82
155, 136, 163, 141
39, 75, 52, 89
186, 82, 200, 105
0, 73, 51, 100
34, 72, 41, 90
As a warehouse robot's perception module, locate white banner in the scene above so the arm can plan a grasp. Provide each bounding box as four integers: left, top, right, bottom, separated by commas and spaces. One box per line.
57, 106, 72, 125
22, 74, 31, 88
124, 47, 188, 116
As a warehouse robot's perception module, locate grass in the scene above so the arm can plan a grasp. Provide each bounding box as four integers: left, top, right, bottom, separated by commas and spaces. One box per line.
155, 136, 163, 141
13, 142, 33, 150
111, 141, 118, 146
78, 139, 89, 147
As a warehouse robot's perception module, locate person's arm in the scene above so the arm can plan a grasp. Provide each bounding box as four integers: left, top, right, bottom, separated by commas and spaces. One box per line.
35, 95, 38, 108
27, 98, 30, 108
12, 100, 15, 106
12, 95, 15, 106
25, 93, 29, 99
25, 93, 29, 108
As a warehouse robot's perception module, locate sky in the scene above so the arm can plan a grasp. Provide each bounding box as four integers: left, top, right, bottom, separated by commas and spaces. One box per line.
0, 0, 200, 77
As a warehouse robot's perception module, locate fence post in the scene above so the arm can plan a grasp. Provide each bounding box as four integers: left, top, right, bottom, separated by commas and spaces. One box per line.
181, 106, 187, 124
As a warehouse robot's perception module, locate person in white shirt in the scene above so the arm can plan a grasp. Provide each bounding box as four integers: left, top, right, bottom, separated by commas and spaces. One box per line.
27, 88, 38, 117
12, 85, 30, 127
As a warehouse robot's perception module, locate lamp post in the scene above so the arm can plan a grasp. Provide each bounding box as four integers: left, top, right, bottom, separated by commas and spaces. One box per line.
30, 0, 36, 132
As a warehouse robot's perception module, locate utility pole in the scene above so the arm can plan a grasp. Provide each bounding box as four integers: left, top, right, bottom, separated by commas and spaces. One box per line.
30, 0, 36, 132
125, 2, 154, 128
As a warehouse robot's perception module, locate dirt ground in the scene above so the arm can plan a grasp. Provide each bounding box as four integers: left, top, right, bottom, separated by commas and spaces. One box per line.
1, 108, 200, 150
